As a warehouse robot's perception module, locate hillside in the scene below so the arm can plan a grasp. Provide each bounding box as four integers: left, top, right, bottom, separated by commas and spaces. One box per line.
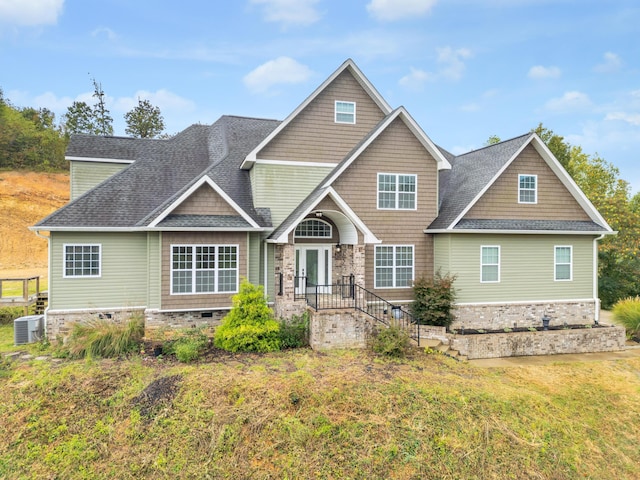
0, 171, 69, 276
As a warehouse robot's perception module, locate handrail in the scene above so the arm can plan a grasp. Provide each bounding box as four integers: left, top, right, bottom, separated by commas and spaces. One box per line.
294, 275, 420, 346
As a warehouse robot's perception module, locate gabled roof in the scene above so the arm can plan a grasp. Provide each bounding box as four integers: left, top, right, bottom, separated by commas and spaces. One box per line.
35, 116, 280, 231
241, 58, 393, 170
426, 133, 613, 233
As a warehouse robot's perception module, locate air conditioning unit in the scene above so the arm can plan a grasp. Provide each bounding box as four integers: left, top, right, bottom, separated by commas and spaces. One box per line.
14, 315, 44, 345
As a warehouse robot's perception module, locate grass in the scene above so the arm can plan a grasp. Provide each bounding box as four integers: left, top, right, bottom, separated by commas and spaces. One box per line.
1, 323, 639, 479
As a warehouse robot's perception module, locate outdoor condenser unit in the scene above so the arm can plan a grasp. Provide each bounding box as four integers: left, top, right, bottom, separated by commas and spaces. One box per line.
14, 315, 44, 345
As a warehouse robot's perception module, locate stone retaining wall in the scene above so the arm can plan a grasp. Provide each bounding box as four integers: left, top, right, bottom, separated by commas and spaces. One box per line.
452, 301, 596, 331
450, 325, 626, 360
309, 308, 375, 349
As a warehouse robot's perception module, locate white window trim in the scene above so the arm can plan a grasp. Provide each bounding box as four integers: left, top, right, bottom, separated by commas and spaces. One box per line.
480, 245, 500, 283
63, 244, 102, 278
554, 245, 573, 282
294, 218, 333, 239
518, 174, 538, 204
374, 245, 415, 289
170, 244, 239, 295
335, 100, 356, 124
377, 173, 418, 211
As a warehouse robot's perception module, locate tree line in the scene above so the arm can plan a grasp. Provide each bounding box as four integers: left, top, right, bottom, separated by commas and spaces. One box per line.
0, 78, 166, 171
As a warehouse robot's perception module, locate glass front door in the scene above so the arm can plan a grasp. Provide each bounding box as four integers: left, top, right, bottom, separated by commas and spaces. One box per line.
295, 245, 331, 294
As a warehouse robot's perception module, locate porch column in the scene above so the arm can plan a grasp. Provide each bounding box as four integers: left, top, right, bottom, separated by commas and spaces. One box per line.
273, 243, 306, 318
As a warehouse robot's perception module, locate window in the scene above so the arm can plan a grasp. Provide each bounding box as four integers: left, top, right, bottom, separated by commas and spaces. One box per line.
481, 246, 500, 283
335, 101, 355, 124
519, 174, 537, 203
378, 173, 417, 210
64, 244, 101, 277
171, 245, 238, 294
375, 245, 414, 288
295, 219, 332, 238
555, 246, 572, 281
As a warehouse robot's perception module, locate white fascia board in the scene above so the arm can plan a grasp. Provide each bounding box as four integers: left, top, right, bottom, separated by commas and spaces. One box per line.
148, 175, 260, 229
148, 227, 271, 232
322, 108, 450, 189
66, 156, 134, 164
529, 134, 613, 231
424, 228, 616, 235
241, 59, 393, 170
29, 226, 141, 232
270, 187, 381, 244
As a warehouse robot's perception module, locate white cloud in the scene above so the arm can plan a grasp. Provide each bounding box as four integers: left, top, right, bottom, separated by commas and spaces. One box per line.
528, 65, 561, 79
0, 0, 64, 26
91, 27, 118, 41
250, 0, 321, 28
367, 0, 437, 21
243, 57, 312, 94
112, 89, 196, 114
399, 46, 471, 89
594, 52, 622, 73
543, 91, 592, 113
605, 112, 640, 126
399, 67, 433, 90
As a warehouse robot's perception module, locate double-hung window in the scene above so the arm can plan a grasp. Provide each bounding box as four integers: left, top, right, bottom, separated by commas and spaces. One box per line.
481, 246, 500, 283
378, 173, 417, 210
519, 174, 537, 203
375, 245, 414, 288
555, 246, 572, 281
335, 101, 355, 124
64, 244, 101, 277
171, 245, 238, 294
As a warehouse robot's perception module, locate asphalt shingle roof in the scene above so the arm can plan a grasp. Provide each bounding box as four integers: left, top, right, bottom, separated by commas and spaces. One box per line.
455, 219, 608, 232
156, 214, 253, 228
36, 116, 280, 229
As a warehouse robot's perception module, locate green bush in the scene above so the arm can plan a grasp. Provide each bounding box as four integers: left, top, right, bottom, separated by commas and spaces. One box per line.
612, 296, 640, 337
368, 326, 411, 358
411, 271, 457, 328
278, 312, 310, 349
214, 279, 280, 353
163, 328, 210, 362
0, 307, 25, 325
64, 314, 144, 359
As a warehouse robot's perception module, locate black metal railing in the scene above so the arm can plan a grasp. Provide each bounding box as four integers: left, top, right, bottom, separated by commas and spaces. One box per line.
293, 275, 420, 345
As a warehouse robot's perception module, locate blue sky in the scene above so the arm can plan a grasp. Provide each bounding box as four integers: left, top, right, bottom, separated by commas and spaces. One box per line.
1, 0, 639, 193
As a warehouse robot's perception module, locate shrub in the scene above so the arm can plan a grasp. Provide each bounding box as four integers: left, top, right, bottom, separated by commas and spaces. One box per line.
612, 296, 640, 337
411, 271, 457, 328
368, 326, 411, 358
64, 314, 144, 359
278, 312, 310, 349
164, 328, 209, 362
0, 307, 25, 325
214, 279, 280, 352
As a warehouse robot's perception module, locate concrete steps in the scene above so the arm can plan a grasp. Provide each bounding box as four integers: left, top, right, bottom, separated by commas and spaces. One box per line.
422, 337, 467, 362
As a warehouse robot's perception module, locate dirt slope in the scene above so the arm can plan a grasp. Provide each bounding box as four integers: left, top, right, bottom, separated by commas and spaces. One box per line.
0, 171, 69, 276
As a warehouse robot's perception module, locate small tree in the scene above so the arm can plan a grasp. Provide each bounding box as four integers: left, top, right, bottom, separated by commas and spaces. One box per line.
411, 271, 457, 328
124, 98, 165, 138
214, 279, 280, 352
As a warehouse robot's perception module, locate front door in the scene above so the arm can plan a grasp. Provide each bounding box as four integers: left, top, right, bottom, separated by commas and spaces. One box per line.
295, 245, 332, 294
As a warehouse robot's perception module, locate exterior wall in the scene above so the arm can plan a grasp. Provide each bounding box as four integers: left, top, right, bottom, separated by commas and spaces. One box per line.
450, 325, 626, 360
248, 232, 261, 286
160, 231, 248, 310
45, 307, 144, 340
251, 163, 333, 227
144, 308, 227, 335
257, 70, 386, 164
465, 144, 591, 221
331, 117, 439, 301
70, 161, 130, 200
309, 308, 375, 349
433, 233, 595, 303
147, 232, 161, 309
452, 300, 596, 330
172, 185, 238, 215
49, 232, 149, 310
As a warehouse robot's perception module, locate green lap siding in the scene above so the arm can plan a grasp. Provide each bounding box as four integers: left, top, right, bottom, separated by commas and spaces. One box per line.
147, 232, 161, 309
70, 161, 130, 200
248, 232, 261, 286
49, 232, 149, 310
434, 234, 595, 303
251, 163, 333, 227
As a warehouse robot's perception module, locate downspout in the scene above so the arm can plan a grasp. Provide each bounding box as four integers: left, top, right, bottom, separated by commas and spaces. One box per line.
34, 230, 51, 337
593, 234, 605, 324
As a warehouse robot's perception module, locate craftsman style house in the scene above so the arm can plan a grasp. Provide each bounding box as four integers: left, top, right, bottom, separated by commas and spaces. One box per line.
34, 59, 613, 342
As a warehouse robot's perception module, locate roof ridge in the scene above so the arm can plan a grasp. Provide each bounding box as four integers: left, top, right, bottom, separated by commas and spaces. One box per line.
455, 132, 531, 158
